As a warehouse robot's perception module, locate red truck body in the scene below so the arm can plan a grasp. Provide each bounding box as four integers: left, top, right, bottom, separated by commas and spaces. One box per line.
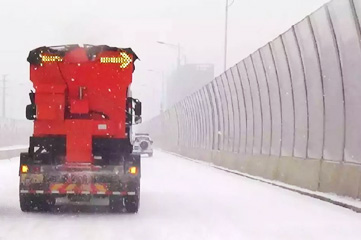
19, 45, 142, 213
30, 45, 135, 162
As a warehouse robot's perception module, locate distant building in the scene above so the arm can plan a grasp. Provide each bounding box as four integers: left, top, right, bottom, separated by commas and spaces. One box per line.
165, 64, 214, 109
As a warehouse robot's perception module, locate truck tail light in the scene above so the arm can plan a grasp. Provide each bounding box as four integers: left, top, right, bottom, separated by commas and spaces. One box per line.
21, 165, 29, 173
129, 166, 137, 175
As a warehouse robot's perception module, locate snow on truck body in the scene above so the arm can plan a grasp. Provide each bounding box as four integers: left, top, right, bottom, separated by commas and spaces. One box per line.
19, 45, 142, 213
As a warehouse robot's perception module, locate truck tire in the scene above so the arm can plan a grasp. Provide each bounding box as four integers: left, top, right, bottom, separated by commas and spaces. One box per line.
20, 194, 54, 212
124, 194, 139, 213
148, 153, 153, 157
20, 194, 33, 212
123, 178, 140, 213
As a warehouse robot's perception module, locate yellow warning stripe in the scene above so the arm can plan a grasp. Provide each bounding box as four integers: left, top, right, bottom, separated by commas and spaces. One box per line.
94, 184, 107, 192
50, 183, 64, 191
65, 184, 76, 191
50, 183, 107, 192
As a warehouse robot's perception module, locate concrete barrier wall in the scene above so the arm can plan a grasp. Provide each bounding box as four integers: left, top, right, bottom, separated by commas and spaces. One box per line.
0, 148, 27, 160
141, 0, 361, 199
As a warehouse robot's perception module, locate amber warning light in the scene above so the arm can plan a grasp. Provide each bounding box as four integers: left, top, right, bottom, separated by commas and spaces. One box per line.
41, 55, 63, 62
21, 165, 29, 173
129, 166, 137, 175
100, 52, 132, 68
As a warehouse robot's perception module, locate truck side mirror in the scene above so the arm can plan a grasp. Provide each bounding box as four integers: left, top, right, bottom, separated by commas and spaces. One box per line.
135, 100, 142, 116
134, 100, 142, 124
135, 116, 142, 124
26, 104, 36, 120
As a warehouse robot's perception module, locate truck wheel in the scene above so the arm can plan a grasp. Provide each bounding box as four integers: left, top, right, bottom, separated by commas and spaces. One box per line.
148, 153, 153, 157
109, 196, 123, 213
20, 194, 33, 212
124, 194, 139, 213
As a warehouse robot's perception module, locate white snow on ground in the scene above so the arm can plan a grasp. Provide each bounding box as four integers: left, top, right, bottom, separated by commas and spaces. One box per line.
1, 150, 361, 240
168, 151, 361, 209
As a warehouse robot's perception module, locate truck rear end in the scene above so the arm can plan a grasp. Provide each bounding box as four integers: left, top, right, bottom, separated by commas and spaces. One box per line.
20, 45, 142, 213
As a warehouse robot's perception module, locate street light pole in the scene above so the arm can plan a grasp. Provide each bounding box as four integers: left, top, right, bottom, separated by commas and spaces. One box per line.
177, 43, 181, 68
156, 41, 183, 111
224, 0, 235, 72
224, 0, 229, 72
157, 41, 182, 69
1, 75, 7, 118
161, 71, 166, 112
148, 69, 165, 113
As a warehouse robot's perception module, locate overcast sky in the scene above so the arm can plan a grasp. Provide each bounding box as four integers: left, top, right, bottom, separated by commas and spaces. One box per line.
0, 0, 329, 119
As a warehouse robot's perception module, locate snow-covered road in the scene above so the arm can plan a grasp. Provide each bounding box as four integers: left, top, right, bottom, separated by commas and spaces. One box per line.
0, 150, 361, 240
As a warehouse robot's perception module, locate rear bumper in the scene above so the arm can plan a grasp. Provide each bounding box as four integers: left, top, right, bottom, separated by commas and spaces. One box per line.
19, 189, 136, 196
133, 148, 153, 154
19, 166, 140, 197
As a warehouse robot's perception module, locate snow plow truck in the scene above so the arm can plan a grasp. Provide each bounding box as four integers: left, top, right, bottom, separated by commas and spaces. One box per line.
19, 45, 142, 213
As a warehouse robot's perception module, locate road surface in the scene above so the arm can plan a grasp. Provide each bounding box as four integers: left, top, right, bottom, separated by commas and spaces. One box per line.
0, 150, 361, 240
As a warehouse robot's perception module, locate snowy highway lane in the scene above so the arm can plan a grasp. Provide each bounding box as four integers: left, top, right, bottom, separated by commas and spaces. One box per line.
1, 150, 361, 240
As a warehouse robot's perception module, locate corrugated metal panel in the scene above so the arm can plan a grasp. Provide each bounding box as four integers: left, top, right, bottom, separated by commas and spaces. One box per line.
252, 51, 272, 156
